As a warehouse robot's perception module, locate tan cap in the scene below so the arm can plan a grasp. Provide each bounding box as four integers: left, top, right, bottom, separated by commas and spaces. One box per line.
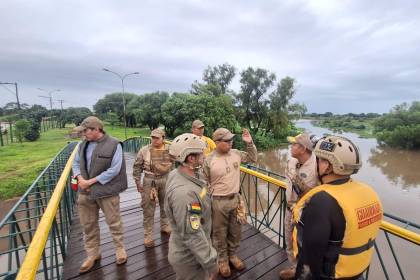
150, 128, 165, 138
80, 116, 103, 130
72, 126, 84, 133
287, 133, 314, 151
213, 128, 235, 141
192, 119, 205, 128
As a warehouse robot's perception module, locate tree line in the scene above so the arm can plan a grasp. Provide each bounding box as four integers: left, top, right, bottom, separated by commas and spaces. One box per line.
0, 103, 92, 144
306, 102, 420, 150
93, 63, 305, 149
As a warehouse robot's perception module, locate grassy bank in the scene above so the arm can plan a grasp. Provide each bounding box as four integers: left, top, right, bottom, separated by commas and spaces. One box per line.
310, 118, 376, 138
0, 125, 150, 200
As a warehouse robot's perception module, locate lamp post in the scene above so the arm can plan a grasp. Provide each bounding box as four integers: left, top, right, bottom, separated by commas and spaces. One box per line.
102, 68, 139, 139
37, 88, 61, 110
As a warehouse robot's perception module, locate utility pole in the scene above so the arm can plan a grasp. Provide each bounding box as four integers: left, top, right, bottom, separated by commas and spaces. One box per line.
56, 99, 64, 110
37, 88, 60, 110
0, 82, 21, 110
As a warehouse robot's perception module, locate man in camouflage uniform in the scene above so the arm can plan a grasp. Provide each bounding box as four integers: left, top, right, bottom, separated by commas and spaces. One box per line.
204, 128, 257, 278
165, 133, 218, 280
133, 128, 173, 247
279, 133, 320, 280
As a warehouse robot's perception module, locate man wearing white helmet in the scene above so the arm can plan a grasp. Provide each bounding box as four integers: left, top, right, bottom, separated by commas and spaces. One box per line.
292, 135, 383, 280
165, 133, 218, 280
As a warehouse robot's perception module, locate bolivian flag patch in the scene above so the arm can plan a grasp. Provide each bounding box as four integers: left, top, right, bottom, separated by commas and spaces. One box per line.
188, 202, 202, 214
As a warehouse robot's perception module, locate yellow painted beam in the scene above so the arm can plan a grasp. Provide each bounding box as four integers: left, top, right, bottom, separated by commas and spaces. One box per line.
380, 220, 420, 245
16, 147, 78, 280
240, 166, 288, 189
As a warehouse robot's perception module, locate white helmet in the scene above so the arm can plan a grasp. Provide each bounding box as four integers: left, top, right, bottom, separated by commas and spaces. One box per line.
314, 135, 362, 175
169, 133, 205, 163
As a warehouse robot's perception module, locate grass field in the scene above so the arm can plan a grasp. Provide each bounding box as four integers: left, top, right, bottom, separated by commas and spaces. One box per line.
0, 125, 150, 200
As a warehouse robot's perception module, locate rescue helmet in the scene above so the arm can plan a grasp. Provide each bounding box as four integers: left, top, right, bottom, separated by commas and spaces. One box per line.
314, 135, 362, 175
169, 133, 205, 163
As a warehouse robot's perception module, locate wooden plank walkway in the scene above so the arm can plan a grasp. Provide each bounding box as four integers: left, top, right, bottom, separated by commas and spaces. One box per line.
62, 153, 288, 280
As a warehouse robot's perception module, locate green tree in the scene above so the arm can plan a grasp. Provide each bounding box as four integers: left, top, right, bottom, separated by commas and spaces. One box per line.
191, 63, 236, 96
235, 67, 276, 134
161, 93, 191, 137
24, 120, 41, 141
14, 119, 31, 143
161, 93, 237, 137
267, 76, 297, 137
106, 112, 119, 129
288, 102, 307, 120
374, 101, 420, 149
128, 91, 169, 130
93, 93, 137, 127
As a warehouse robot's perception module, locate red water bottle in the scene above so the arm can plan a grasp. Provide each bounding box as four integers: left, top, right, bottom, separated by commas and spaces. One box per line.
71, 176, 78, 191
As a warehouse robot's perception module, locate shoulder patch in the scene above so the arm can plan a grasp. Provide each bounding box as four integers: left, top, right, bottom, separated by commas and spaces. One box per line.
190, 214, 201, 230
188, 202, 202, 214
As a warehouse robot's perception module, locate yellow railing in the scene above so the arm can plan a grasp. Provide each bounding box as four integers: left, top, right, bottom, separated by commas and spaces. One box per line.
240, 165, 420, 245
15, 147, 78, 280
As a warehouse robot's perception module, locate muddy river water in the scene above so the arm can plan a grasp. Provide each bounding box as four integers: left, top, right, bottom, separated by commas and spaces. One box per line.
258, 119, 420, 224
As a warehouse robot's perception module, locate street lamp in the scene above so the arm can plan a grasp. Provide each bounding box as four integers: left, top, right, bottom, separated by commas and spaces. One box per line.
102, 68, 139, 139
37, 88, 61, 110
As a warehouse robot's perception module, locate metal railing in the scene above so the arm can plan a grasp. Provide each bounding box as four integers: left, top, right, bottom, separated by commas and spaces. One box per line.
239, 163, 420, 280
2, 136, 420, 279
0, 142, 78, 280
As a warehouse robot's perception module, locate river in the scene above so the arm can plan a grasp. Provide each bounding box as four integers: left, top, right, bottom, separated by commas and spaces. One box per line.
258, 119, 420, 225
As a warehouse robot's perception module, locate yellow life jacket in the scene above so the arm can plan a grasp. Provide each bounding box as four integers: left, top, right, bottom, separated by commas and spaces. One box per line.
292, 179, 383, 278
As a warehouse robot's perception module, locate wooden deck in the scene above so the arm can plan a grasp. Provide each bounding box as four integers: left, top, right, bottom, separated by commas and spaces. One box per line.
62, 153, 288, 280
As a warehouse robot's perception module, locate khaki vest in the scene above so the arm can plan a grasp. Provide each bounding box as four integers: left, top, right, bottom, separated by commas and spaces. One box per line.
79, 134, 127, 199
292, 179, 383, 278
142, 144, 172, 176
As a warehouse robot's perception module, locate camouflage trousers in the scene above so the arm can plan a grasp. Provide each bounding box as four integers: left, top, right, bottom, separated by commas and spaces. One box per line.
211, 194, 242, 261
78, 194, 124, 257
285, 208, 297, 267
141, 176, 169, 236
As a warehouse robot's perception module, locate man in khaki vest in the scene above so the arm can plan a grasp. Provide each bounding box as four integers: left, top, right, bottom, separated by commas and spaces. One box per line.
72, 116, 128, 274
133, 128, 173, 247
191, 119, 216, 156
203, 128, 257, 278
279, 133, 320, 280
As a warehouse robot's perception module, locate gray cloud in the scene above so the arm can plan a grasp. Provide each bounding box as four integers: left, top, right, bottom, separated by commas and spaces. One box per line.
1, 0, 419, 113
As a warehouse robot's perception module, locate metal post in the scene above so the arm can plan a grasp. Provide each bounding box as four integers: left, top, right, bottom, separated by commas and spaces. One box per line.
0, 82, 20, 110
14, 83, 21, 110
102, 68, 139, 140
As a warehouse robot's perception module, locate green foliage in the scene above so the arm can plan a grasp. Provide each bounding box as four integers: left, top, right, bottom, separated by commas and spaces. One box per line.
106, 112, 119, 128
92, 63, 303, 149
128, 91, 169, 130
191, 63, 236, 96
374, 101, 420, 149
235, 67, 276, 134
14, 119, 31, 143
59, 107, 93, 127
93, 92, 137, 127
268, 76, 298, 137
24, 119, 41, 141
161, 93, 237, 137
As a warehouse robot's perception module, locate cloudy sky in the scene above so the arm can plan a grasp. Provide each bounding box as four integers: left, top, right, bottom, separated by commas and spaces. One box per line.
1, 0, 419, 113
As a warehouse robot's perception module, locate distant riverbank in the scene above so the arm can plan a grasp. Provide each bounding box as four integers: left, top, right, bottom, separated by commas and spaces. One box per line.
309, 117, 376, 138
